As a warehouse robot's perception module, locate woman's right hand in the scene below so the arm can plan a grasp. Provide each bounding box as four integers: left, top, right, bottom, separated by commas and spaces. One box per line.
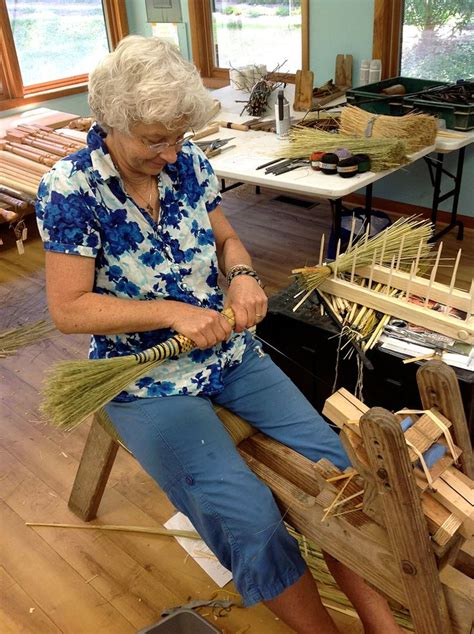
169, 303, 233, 350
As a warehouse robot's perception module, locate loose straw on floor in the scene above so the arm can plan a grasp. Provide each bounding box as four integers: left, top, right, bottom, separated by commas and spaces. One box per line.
26, 522, 201, 539
0, 320, 56, 358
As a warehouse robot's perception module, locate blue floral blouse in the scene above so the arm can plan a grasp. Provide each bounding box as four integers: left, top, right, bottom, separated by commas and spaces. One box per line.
36, 123, 247, 401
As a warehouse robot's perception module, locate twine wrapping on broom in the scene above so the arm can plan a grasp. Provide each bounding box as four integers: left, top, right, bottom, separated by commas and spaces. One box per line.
41, 308, 236, 431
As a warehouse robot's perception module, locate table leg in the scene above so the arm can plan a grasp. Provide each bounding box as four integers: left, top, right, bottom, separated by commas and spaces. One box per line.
220, 179, 261, 195
364, 183, 373, 230
425, 149, 465, 243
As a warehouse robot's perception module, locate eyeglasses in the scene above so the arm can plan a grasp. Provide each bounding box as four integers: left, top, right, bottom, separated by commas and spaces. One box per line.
141, 130, 195, 154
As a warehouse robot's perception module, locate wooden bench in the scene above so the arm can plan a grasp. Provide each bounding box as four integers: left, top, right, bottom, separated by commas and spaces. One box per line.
69, 360, 473, 634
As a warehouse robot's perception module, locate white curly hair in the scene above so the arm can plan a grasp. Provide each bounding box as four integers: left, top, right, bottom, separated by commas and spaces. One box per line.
88, 35, 214, 134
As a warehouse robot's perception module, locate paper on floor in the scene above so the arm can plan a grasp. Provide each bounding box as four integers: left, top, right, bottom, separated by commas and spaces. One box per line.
164, 512, 233, 588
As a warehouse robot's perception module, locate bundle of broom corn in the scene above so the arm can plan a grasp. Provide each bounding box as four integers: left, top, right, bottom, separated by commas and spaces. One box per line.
340, 105, 438, 153
277, 125, 408, 171
41, 309, 235, 430
288, 527, 414, 630
0, 320, 56, 358
292, 216, 435, 353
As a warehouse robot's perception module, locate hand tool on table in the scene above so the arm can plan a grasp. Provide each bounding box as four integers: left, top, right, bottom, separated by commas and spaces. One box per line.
193, 124, 220, 141
196, 137, 235, 151
256, 157, 288, 170
205, 143, 237, 159
217, 120, 250, 131
266, 159, 309, 176
264, 158, 294, 173
195, 137, 236, 158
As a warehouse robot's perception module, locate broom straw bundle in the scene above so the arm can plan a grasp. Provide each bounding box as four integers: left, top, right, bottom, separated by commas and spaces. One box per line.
0, 320, 56, 358
287, 527, 414, 630
41, 308, 235, 431
278, 126, 408, 171
292, 216, 433, 297
340, 106, 438, 153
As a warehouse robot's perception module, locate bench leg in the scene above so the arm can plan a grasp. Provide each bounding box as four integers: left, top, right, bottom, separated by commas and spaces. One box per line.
361, 407, 453, 634
68, 414, 119, 521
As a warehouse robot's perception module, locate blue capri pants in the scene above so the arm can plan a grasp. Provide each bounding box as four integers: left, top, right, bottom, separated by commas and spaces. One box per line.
105, 334, 350, 607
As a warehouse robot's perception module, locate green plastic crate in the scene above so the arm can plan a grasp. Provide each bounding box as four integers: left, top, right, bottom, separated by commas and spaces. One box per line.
346, 76, 447, 116
403, 88, 474, 130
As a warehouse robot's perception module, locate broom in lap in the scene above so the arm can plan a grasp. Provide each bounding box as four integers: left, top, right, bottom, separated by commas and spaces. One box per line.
41, 308, 235, 430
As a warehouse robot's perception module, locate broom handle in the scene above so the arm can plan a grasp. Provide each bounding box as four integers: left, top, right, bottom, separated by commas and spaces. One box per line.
132, 307, 236, 364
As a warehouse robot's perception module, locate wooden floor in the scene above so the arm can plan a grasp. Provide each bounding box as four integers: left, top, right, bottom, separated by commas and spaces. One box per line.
1, 184, 472, 634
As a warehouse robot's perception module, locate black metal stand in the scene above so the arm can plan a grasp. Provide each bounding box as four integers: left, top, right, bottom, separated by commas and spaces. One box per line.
424, 148, 465, 242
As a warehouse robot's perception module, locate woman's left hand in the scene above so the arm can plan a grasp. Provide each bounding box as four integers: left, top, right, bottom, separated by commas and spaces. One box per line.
224, 275, 268, 333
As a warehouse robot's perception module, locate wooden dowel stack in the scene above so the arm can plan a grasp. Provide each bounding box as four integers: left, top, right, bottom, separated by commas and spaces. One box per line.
0, 123, 86, 202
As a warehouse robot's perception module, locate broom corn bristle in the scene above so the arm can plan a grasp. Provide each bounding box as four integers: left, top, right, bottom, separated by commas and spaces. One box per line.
41, 309, 235, 430
292, 216, 433, 298
277, 125, 409, 171
340, 106, 437, 154
0, 320, 55, 357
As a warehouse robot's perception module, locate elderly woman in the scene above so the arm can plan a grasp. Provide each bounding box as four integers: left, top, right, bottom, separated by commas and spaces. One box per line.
36, 36, 402, 634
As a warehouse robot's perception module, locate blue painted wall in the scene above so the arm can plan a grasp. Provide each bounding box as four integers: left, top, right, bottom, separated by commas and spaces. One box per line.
309, 0, 374, 86
2, 0, 472, 216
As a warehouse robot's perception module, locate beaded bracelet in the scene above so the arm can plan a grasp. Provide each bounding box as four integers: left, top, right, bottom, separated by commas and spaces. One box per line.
226, 264, 263, 287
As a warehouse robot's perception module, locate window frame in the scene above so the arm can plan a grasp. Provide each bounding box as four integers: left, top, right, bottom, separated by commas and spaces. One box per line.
372, 0, 404, 79
188, 0, 309, 86
0, 0, 128, 112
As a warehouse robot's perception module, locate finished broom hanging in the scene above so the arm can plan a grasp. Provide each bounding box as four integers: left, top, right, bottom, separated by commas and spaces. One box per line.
41, 308, 235, 431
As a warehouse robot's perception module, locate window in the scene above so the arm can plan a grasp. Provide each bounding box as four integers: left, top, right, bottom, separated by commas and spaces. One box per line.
0, 0, 128, 111
188, 0, 309, 84
400, 1, 473, 82
373, 0, 473, 81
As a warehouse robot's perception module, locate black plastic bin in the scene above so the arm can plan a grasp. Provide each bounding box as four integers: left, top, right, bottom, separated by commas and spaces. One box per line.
137, 610, 221, 634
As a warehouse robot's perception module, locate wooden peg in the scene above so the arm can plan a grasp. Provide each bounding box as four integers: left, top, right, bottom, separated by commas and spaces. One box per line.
333, 239, 341, 278
396, 235, 405, 270
447, 248, 462, 308
424, 241, 443, 307
364, 222, 370, 245
379, 229, 388, 265
386, 256, 395, 294
414, 238, 424, 274
347, 214, 356, 252
368, 250, 377, 290
405, 260, 416, 302
350, 243, 357, 283
318, 233, 326, 266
